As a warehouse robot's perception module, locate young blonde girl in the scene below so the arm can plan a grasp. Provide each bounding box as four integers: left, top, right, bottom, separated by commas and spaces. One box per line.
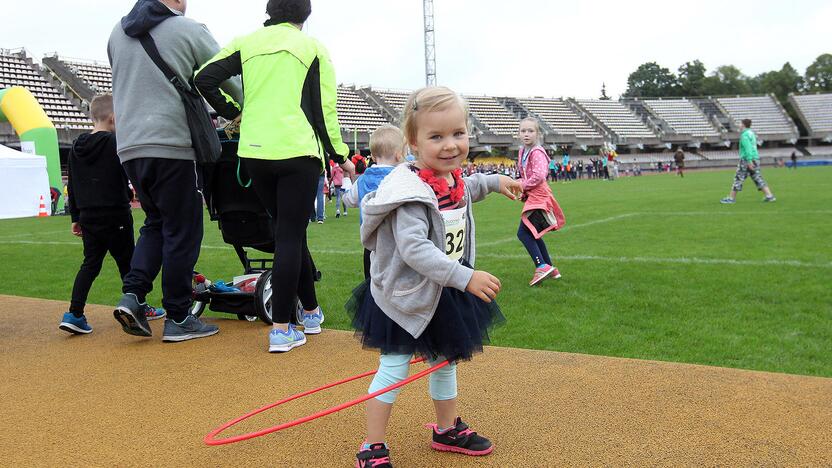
347, 87, 521, 467
517, 117, 566, 286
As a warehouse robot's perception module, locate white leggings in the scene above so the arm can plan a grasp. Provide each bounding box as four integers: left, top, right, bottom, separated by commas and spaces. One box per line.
368, 354, 457, 404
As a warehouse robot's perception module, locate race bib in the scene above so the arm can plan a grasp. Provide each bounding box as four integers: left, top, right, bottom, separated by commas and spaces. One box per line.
442, 207, 466, 261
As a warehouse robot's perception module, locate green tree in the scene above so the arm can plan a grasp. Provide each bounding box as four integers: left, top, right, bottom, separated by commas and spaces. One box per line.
751, 62, 804, 102
624, 62, 679, 97
701, 65, 752, 96
805, 53, 832, 92
678, 60, 707, 96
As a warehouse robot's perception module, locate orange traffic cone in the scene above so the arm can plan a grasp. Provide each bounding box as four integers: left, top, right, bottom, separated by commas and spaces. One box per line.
37, 195, 49, 217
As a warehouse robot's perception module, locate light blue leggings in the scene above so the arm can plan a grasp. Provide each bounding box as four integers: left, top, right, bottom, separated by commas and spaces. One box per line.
368, 354, 457, 404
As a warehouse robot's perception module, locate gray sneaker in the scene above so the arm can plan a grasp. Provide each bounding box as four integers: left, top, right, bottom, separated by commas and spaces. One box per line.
162, 315, 219, 342
113, 293, 152, 337
763, 196, 777, 203
719, 197, 736, 204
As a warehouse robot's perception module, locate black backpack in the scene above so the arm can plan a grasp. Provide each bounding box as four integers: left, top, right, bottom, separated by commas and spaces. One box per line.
138, 34, 221, 165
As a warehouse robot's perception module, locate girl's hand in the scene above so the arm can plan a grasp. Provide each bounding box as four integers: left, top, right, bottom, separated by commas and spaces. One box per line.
465, 270, 501, 303
498, 176, 523, 200
340, 159, 357, 181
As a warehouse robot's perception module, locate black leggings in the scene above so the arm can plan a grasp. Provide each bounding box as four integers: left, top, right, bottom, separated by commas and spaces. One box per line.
244, 157, 321, 324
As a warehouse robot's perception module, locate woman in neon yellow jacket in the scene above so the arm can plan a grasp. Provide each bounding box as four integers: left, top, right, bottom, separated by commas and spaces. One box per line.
195, 0, 354, 353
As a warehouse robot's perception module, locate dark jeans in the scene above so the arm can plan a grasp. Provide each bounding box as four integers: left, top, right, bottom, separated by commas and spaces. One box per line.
310, 174, 325, 222
244, 157, 320, 323
70, 212, 134, 315
122, 158, 204, 322
517, 220, 552, 268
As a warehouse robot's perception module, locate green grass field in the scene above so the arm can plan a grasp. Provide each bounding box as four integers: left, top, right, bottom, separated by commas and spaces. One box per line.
2, 167, 830, 377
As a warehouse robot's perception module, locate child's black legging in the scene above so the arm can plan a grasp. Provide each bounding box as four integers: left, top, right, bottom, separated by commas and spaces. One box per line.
517, 220, 552, 267
244, 156, 320, 324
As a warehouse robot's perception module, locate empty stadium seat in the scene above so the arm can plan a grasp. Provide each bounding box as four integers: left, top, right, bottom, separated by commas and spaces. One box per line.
517, 97, 601, 139
642, 98, 721, 139
577, 99, 657, 139
716, 96, 797, 138
790, 93, 832, 137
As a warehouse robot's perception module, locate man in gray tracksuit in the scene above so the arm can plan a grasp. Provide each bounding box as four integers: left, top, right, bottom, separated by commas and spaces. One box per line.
108, 0, 242, 341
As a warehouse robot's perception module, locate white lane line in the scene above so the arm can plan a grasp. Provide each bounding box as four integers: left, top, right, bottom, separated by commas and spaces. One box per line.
0, 229, 68, 239
2, 240, 827, 268
478, 213, 639, 248
642, 210, 832, 216
477, 253, 832, 269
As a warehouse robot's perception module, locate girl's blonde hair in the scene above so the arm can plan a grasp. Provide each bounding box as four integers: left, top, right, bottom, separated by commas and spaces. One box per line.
519, 117, 544, 146
402, 86, 469, 147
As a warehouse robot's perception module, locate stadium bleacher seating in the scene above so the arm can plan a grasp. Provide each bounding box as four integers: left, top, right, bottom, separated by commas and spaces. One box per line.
336, 86, 388, 133
62, 59, 113, 95
576, 99, 657, 140
617, 152, 703, 164
4, 49, 832, 161
373, 88, 409, 115
463, 95, 519, 136
703, 148, 797, 161
0, 51, 91, 130
806, 146, 832, 156
516, 97, 602, 139
716, 95, 797, 138
789, 93, 832, 139
642, 98, 721, 139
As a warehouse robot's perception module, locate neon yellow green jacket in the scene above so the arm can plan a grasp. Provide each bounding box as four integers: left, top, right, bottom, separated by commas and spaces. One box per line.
194, 23, 349, 164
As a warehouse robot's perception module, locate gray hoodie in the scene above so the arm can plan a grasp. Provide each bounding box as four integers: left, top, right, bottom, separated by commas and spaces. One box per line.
107, 1, 242, 163
360, 164, 501, 338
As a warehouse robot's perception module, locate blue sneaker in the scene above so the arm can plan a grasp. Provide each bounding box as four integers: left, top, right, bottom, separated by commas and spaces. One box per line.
59, 312, 92, 335
162, 315, 219, 342
268, 325, 307, 352
301, 307, 324, 335
143, 304, 166, 321
719, 197, 736, 204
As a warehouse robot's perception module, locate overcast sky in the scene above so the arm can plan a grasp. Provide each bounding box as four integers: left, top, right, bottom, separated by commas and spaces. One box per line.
3, 0, 830, 98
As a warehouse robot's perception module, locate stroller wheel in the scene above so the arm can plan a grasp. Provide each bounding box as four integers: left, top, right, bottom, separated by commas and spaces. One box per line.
254, 270, 302, 326
237, 314, 258, 322
190, 300, 207, 318
254, 270, 273, 325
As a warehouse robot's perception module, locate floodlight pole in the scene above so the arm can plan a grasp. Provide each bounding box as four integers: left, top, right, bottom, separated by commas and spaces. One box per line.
423, 0, 436, 86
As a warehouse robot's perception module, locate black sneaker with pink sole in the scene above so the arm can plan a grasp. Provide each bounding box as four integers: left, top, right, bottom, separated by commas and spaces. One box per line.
355, 443, 392, 468
427, 417, 493, 456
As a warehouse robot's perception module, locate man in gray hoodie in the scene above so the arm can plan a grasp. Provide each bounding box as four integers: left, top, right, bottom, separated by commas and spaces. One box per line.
108, 0, 242, 341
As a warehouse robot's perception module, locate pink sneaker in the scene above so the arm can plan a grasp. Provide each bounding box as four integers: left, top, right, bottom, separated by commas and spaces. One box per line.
529, 265, 555, 286
549, 267, 562, 280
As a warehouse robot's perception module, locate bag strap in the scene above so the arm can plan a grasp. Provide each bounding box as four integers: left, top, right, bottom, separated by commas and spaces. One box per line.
137, 34, 190, 94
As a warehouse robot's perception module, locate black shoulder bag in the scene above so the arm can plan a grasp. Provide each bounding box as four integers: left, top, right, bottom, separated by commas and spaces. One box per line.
138, 34, 221, 164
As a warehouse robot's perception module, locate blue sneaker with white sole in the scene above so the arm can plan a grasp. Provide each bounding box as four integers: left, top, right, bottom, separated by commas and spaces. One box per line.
301, 307, 324, 335
59, 312, 92, 335
269, 325, 307, 352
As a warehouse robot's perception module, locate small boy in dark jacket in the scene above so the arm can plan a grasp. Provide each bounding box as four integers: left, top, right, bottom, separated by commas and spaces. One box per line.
59, 95, 164, 335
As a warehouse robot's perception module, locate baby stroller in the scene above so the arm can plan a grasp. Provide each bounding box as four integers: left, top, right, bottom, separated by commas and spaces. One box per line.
189, 131, 320, 324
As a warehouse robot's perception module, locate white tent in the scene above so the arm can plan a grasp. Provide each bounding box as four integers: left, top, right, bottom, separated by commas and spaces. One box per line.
0, 144, 51, 219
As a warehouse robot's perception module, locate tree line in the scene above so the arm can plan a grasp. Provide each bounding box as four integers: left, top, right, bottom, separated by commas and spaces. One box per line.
623, 54, 832, 104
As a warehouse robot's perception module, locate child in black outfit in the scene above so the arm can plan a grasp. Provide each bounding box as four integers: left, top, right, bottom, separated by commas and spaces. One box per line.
59, 95, 163, 335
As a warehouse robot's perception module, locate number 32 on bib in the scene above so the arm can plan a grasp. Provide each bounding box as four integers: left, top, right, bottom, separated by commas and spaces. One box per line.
442, 207, 466, 261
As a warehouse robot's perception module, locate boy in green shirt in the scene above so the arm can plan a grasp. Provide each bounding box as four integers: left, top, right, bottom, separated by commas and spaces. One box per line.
720, 119, 776, 204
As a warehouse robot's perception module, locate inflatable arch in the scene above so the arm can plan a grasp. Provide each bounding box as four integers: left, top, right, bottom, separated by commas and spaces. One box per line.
0, 86, 63, 212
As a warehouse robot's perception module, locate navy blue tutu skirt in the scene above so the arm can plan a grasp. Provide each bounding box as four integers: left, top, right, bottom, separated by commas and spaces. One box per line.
345, 272, 505, 363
